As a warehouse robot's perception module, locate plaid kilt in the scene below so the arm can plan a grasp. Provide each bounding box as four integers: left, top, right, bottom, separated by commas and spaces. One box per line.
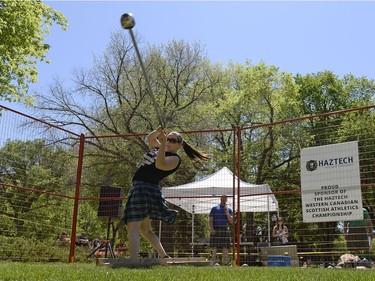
210, 226, 231, 248
122, 181, 178, 225
346, 226, 370, 252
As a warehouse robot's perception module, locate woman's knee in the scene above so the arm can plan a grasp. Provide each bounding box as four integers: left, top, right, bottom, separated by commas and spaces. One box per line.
127, 221, 141, 233
140, 226, 153, 237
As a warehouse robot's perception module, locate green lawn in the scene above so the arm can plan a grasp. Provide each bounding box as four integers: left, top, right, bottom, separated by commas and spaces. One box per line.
0, 262, 374, 281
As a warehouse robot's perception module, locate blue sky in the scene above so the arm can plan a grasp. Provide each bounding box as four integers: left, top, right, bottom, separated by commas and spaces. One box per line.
3, 0, 375, 111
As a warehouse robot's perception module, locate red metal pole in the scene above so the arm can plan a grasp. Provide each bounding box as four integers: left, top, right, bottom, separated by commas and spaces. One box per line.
231, 127, 236, 266
69, 134, 85, 263
236, 127, 242, 266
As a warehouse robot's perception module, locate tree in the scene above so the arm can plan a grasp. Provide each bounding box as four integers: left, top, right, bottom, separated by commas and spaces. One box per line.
211, 61, 302, 185
295, 71, 375, 147
0, 0, 67, 104
33, 33, 224, 248
0, 139, 72, 238
35, 32, 221, 184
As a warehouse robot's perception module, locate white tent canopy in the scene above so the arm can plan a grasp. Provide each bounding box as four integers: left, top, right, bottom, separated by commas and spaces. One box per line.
163, 167, 278, 214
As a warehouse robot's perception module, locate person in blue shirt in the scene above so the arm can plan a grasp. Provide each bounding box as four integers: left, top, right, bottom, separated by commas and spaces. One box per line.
209, 195, 234, 265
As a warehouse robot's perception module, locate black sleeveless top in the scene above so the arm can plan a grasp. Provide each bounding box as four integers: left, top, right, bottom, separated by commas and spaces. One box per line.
132, 149, 181, 185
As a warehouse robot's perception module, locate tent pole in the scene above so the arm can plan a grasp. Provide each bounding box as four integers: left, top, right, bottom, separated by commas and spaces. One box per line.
267, 196, 271, 245
158, 220, 162, 257
191, 205, 195, 257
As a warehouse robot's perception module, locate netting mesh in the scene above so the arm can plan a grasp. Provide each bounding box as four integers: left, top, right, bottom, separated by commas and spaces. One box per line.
0, 105, 374, 266
0, 107, 79, 261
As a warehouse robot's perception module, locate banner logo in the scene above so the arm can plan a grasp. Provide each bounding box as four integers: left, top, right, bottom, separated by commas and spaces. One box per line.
306, 160, 318, 172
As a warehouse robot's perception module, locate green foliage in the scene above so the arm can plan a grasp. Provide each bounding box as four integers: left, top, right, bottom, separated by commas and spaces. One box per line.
332, 235, 347, 255
0, 235, 79, 262
0, 0, 67, 104
0, 139, 74, 238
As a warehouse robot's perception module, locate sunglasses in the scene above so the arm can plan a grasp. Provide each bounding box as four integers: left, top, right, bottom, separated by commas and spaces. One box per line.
167, 138, 180, 144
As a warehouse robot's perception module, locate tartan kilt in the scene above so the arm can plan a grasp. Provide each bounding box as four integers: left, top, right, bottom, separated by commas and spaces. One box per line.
346, 226, 370, 251
122, 181, 178, 225
210, 226, 231, 248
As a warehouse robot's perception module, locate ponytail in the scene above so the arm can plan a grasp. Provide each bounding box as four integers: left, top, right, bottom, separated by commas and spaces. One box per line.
182, 140, 210, 164
168, 131, 210, 164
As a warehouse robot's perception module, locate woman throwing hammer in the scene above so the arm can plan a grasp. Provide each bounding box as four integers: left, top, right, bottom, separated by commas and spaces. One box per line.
123, 126, 209, 259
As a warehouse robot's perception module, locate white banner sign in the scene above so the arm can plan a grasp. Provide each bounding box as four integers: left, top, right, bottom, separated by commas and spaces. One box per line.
301, 141, 362, 223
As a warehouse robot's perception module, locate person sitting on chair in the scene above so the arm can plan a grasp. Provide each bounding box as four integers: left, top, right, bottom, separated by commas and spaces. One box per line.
115, 240, 128, 256
91, 236, 102, 249
76, 232, 90, 247
272, 217, 289, 245
57, 231, 71, 246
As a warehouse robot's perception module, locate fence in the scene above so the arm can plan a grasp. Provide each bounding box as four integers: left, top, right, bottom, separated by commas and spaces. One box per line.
0, 104, 374, 266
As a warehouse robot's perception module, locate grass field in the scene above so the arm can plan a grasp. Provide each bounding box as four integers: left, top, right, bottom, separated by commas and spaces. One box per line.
0, 262, 374, 281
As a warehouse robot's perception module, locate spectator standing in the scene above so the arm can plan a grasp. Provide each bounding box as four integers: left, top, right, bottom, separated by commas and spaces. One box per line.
209, 195, 233, 265
344, 207, 374, 260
